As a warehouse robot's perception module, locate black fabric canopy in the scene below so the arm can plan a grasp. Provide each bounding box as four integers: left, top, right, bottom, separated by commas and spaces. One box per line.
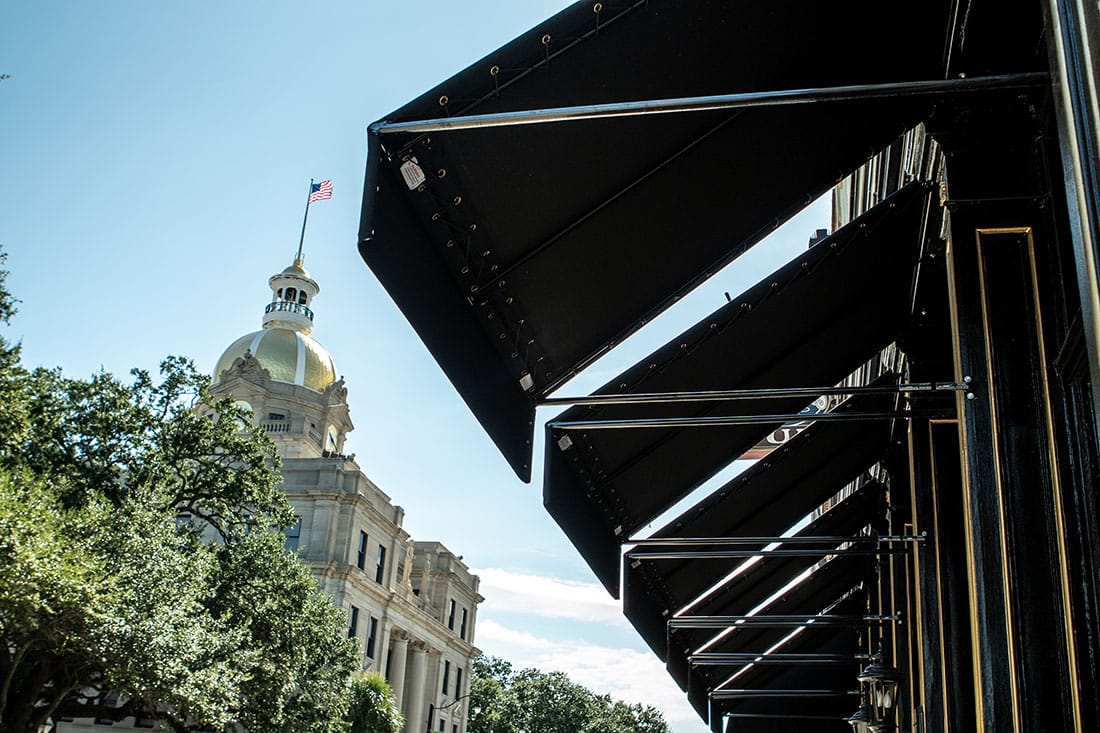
685, 557, 873, 724
624, 470, 888, 683
358, 1, 951, 480
543, 183, 929, 596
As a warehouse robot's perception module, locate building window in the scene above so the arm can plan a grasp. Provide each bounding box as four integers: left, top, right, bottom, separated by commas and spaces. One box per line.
268, 412, 285, 421
375, 544, 386, 584
366, 616, 378, 659
438, 720, 445, 732
357, 531, 368, 570
455, 666, 463, 697
284, 518, 302, 552
348, 605, 359, 638
447, 599, 456, 630
442, 660, 450, 695
452, 725, 458, 733
460, 607, 468, 640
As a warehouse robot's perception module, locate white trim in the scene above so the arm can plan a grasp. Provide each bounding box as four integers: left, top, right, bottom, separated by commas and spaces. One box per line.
294, 332, 307, 385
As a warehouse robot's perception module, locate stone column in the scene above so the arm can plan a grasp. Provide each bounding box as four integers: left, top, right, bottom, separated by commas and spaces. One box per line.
403, 641, 428, 733
387, 630, 409, 707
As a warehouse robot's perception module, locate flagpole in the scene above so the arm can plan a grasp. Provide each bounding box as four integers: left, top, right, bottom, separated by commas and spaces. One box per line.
296, 178, 313, 263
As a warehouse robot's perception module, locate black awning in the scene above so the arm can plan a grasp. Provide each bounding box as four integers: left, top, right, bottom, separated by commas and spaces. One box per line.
715, 601, 868, 733
624, 383, 896, 664
683, 557, 873, 724
627, 479, 885, 687
543, 184, 929, 595
358, 1, 952, 479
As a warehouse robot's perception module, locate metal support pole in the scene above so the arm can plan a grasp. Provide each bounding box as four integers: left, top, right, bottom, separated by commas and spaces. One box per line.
668, 614, 900, 630
689, 652, 872, 665
710, 689, 861, 700
626, 534, 926, 547
370, 74, 1048, 135
539, 380, 971, 408
549, 410, 923, 431
630, 547, 906, 560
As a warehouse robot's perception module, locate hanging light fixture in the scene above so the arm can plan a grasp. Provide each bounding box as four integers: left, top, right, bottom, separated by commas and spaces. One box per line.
858, 660, 903, 730
845, 705, 873, 733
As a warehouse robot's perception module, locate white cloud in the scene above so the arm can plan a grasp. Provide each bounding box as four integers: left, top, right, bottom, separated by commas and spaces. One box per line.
475, 619, 709, 733
471, 567, 627, 626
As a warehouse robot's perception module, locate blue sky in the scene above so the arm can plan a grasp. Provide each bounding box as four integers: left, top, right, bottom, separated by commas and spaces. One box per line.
0, 4, 828, 731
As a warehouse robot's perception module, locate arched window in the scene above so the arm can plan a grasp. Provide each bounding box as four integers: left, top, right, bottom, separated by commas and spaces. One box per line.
285, 287, 297, 303
277, 288, 283, 299
298, 290, 308, 305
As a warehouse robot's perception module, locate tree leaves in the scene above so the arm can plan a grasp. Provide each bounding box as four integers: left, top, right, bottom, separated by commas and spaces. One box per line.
0, 256, 356, 733
467, 655, 670, 733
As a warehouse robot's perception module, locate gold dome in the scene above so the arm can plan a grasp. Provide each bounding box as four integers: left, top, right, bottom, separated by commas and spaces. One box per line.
213, 327, 337, 392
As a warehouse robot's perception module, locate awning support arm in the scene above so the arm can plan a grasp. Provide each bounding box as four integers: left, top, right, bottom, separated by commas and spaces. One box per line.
629, 547, 907, 560
540, 380, 970, 407
369, 73, 1048, 135
626, 533, 927, 547
710, 689, 861, 700
668, 613, 900, 630
549, 410, 937, 430
689, 652, 873, 665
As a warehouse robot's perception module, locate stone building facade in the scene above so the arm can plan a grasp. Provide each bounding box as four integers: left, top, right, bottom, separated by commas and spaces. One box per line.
59, 257, 481, 733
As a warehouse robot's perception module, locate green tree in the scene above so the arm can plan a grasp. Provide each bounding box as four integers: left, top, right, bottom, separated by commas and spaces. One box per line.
346, 672, 403, 733
0, 257, 358, 733
466, 656, 670, 733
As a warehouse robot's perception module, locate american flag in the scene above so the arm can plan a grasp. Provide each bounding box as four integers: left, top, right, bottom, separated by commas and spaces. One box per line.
309, 180, 333, 203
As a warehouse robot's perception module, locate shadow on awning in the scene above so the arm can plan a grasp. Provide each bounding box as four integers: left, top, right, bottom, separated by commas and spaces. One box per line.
358, 1, 952, 480
620, 419, 891, 672
543, 183, 929, 596
688, 557, 874, 727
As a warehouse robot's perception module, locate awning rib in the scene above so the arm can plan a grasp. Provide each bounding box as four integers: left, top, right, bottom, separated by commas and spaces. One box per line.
544, 183, 930, 596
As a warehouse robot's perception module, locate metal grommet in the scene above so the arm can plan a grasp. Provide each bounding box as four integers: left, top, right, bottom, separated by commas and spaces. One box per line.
453, 195, 462, 205
438, 95, 449, 106
490, 265, 498, 272
593, 2, 603, 11
482, 250, 491, 256
431, 212, 440, 221
469, 223, 477, 231
541, 34, 551, 45
461, 266, 470, 274
437, 168, 446, 178
445, 239, 454, 248
490, 65, 500, 76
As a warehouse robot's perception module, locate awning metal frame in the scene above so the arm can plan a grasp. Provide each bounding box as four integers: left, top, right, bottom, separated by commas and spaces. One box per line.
540, 379, 971, 408
626, 533, 927, 547
629, 547, 909, 560
710, 689, 861, 700
369, 73, 1048, 136
689, 652, 873, 666
549, 410, 942, 431
627, 533, 926, 559
667, 614, 901, 630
